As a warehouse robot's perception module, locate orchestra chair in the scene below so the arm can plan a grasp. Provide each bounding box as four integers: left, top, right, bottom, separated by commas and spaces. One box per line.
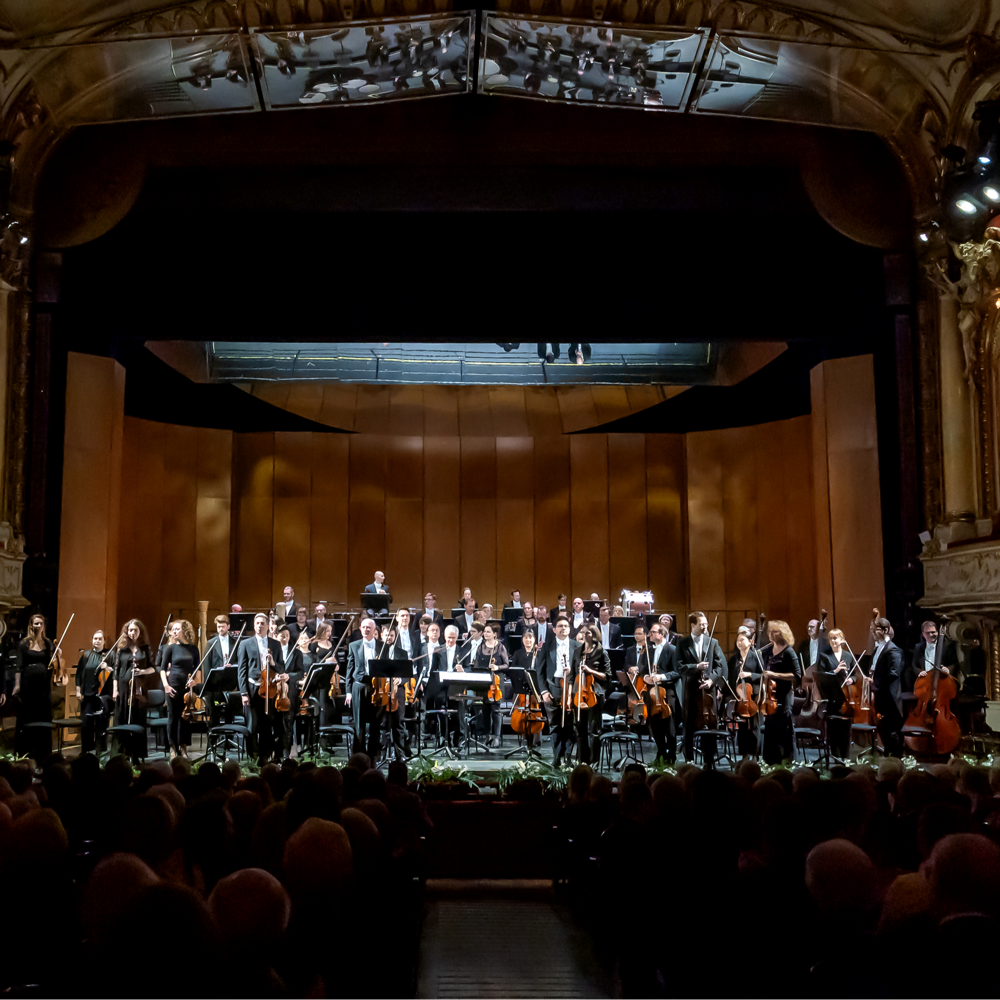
145, 688, 169, 754
318, 723, 355, 757
52, 715, 83, 753
691, 722, 736, 770
597, 712, 639, 771
206, 692, 251, 762
22, 720, 57, 756
851, 720, 878, 760
109, 723, 147, 759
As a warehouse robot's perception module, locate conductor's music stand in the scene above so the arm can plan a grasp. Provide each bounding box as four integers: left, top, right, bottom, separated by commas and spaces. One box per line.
446, 673, 492, 758
369, 657, 412, 766
362, 593, 391, 615
504, 667, 545, 761
303, 659, 339, 755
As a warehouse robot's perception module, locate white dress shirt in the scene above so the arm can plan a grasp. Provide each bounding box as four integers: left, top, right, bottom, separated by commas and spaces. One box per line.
218, 634, 230, 660
572, 612, 585, 629
924, 642, 936, 670
399, 630, 412, 655
555, 639, 570, 678
445, 645, 456, 670
652, 641, 665, 666
871, 640, 886, 670
537, 622, 548, 645
809, 637, 818, 664
363, 638, 376, 675
601, 622, 610, 647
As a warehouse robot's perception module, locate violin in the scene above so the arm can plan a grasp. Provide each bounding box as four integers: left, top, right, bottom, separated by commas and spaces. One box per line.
694, 616, 719, 728
620, 664, 648, 725
275, 672, 291, 713
49, 613, 75, 687
643, 645, 671, 720
324, 614, 354, 701
371, 624, 401, 712
487, 647, 503, 703
573, 664, 598, 714
559, 652, 573, 727
734, 649, 758, 718
904, 616, 961, 755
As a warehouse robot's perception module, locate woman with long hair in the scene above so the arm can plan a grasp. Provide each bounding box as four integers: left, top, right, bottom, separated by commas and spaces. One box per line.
728, 626, 762, 759
14, 614, 55, 759
159, 619, 199, 759
761, 619, 802, 764
114, 618, 157, 759
570, 623, 610, 765
474, 622, 509, 747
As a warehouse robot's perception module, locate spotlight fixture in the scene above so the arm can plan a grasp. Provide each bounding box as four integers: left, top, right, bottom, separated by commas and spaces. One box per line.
985, 185, 1000, 202
919, 232, 929, 242
957, 198, 978, 214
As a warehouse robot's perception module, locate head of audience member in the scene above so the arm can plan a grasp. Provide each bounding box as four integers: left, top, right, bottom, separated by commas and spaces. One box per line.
83, 854, 160, 949
806, 839, 879, 925
209, 867, 291, 959
924, 833, 1000, 921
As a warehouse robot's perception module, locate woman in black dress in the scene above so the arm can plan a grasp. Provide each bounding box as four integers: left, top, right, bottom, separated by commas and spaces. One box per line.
569, 623, 610, 766
159, 619, 200, 759
816, 627, 856, 759
761, 619, 802, 764
475, 622, 509, 748
14, 614, 56, 760
509, 629, 544, 752
728, 626, 762, 759
114, 619, 156, 759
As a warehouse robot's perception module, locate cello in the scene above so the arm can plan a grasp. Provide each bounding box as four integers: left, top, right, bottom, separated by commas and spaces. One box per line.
510, 648, 545, 739
904, 617, 961, 756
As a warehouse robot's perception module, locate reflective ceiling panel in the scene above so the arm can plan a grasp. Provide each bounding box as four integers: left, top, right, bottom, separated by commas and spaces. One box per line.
478, 15, 708, 110
690, 33, 936, 130
250, 14, 474, 109
25, 34, 258, 124
208, 342, 714, 385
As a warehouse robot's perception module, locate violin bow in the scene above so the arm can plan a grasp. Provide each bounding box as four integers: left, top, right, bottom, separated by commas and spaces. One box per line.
49, 612, 75, 672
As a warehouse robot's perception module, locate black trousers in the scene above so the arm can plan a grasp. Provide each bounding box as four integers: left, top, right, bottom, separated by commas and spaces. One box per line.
876, 700, 904, 757
377, 697, 406, 762
648, 711, 677, 762
762, 707, 794, 764
166, 675, 190, 750
351, 681, 379, 758
735, 714, 761, 758
250, 692, 285, 764
80, 694, 107, 753
573, 701, 603, 765
826, 713, 852, 758
544, 694, 575, 764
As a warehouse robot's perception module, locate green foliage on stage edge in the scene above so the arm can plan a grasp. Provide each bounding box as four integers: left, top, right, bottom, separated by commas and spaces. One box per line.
407, 758, 479, 789
495, 759, 570, 793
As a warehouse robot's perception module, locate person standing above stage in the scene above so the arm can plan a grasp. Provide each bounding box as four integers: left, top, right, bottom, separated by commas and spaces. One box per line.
816, 628, 855, 759
760, 620, 802, 764
159, 620, 200, 760
345, 618, 382, 759
798, 618, 821, 675
539, 617, 579, 767
868, 616, 904, 757
475, 622, 509, 748
275, 585, 305, 621
504, 590, 523, 611
275, 625, 304, 760
641, 622, 680, 764
238, 613, 286, 767
365, 571, 390, 598
554, 594, 568, 618
728, 627, 762, 759
535, 606, 552, 651
510, 629, 544, 753
287, 606, 310, 645
597, 606, 622, 649
675, 612, 727, 764
14, 614, 59, 761
422, 593, 444, 628
76, 630, 112, 754
113, 619, 157, 759
905, 620, 958, 693
567, 623, 610, 765
570, 597, 590, 631
455, 598, 477, 641
658, 614, 677, 645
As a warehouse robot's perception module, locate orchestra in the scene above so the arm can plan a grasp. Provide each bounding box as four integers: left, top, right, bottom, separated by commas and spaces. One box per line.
1, 581, 991, 770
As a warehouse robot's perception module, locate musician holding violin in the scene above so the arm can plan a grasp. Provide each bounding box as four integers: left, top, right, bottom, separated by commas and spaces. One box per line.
475, 622, 509, 748
276, 625, 306, 760
815, 628, 855, 758
568, 623, 610, 765
867, 615, 904, 757
159, 619, 200, 760
676, 612, 727, 764
538, 616, 580, 768
728, 626, 762, 759
12, 614, 59, 759
641, 622, 680, 765
237, 613, 286, 766
75, 629, 113, 754
760, 620, 802, 764
113, 618, 158, 759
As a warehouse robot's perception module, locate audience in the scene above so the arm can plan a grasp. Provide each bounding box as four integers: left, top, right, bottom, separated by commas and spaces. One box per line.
2, 747, 1000, 997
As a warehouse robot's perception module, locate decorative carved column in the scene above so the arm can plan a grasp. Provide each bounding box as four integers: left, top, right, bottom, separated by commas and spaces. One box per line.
939, 292, 979, 536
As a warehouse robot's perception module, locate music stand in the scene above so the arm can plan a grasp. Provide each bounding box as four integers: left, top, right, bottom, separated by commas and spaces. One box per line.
362, 593, 391, 614
446, 671, 493, 758
504, 667, 545, 760
369, 658, 412, 766
201, 666, 240, 761
583, 600, 602, 618
302, 659, 337, 755
502, 607, 521, 624
228, 613, 255, 638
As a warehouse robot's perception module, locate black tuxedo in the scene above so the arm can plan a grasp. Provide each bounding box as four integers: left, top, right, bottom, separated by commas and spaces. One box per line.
238, 634, 286, 764
539, 637, 579, 764
275, 600, 306, 620
674, 633, 727, 760
567, 611, 592, 632
364, 583, 391, 597
454, 612, 477, 639
797, 635, 822, 672
870, 642, 905, 755
205, 633, 237, 673
540, 639, 580, 699
595, 622, 622, 649
905, 639, 958, 693
420, 609, 444, 628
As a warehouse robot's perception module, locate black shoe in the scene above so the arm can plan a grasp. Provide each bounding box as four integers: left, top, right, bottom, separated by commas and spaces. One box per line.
553, 757, 562, 768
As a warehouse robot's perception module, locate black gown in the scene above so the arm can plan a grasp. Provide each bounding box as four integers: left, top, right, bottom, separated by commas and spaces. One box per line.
728, 650, 762, 757
15, 641, 53, 759
762, 645, 802, 764
160, 641, 199, 750
114, 644, 157, 732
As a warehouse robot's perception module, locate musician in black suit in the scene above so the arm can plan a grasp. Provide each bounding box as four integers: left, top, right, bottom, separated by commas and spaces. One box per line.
905, 621, 959, 693
868, 616, 904, 756
430, 627, 463, 747
372, 624, 409, 764
760, 620, 802, 764
345, 617, 381, 758
364, 571, 390, 598
674, 611, 728, 763
421, 593, 444, 629
553, 594, 569, 619
503, 590, 523, 611
238, 613, 287, 766
539, 617, 579, 767
454, 599, 477, 641
305, 603, 328, 638
596, 606, 622, 650
276, 626, 305, 759
534, 606, 553, 652
275, 585, 306, 621
569, 597, 591, 632
641, 622, 680, 764
204, 614, 239, 727
797, 619, 822, 677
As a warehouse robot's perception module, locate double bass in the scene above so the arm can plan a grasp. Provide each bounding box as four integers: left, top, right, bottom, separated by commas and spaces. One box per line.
800, 609, 827, 717
904, 617, 961, 755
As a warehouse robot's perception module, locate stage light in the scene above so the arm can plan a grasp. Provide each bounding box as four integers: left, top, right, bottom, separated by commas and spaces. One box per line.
985, 185, 1000, 202
957, 198, 978, 214
918, 232, 929, 242
981, 155, 993, 165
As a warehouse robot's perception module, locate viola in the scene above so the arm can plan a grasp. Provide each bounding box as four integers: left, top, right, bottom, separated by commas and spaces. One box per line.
573, 668, 598, 712
325, 614, 354, 700
275, 672, 291, 713
620, 665, 647, 725
734, 657, 758, 718
373, 677, 401, 712
486, 647, 503, 703
645, 667, 671, 720
258, 650, 278, 702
